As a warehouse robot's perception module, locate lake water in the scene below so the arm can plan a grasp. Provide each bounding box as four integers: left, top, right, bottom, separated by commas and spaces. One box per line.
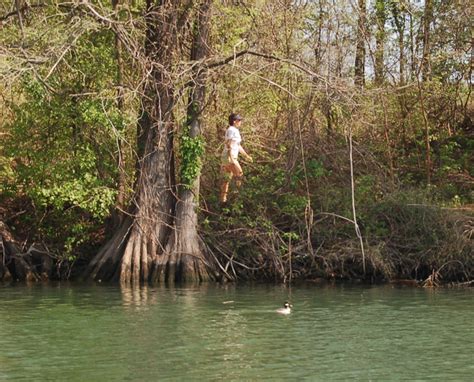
0, 282, 472, 381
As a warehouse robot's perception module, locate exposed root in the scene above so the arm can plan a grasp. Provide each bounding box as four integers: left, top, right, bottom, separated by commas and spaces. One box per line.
0, 220, 41, 281
160, 192, 214, 282
423, 269, 441, 288
85, 192, 215, 283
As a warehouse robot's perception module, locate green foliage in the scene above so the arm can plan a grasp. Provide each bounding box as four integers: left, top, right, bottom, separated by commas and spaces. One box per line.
278, 194, 308, 216
1, 28, 126, 258
179, 124, 205, 189
63, 221, 92, 260
307, 159, 327, 178
5, 76, 117, 218
213, 2, 257, 54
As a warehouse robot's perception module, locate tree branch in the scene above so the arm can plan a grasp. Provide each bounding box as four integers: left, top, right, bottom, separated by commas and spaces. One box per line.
0, 3, 46, 22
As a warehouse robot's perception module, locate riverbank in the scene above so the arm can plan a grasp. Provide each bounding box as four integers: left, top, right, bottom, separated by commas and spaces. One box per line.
1, 201, 472, 286
201, 193, 473, 285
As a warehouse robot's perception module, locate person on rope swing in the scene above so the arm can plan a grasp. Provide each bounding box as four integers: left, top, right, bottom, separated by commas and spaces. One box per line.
219, 113, 253, 203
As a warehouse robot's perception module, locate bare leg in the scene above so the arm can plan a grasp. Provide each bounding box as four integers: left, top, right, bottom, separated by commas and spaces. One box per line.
219, 161, 242, 203
220, 180, 230, 203
235, 176, 242, 188
232, 161, 243, 188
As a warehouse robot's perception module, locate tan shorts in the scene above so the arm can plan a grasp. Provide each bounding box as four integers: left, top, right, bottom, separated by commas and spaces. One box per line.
221, 159, 243, 181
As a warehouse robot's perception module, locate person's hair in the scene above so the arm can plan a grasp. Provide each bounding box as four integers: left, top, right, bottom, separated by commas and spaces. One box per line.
228, 113, 242, 126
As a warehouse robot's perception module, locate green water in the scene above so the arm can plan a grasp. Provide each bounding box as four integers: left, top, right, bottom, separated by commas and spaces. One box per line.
0, 283, 472, 381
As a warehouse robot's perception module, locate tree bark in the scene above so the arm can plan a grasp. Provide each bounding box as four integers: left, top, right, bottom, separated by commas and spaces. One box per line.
354, 0, 366, 86
374, 0, 385, 85
391, 2, 406, 85
422, 0, 433, 81
391, 2, 408, 147
110, 0, 128, 230
313, 0, 325, 68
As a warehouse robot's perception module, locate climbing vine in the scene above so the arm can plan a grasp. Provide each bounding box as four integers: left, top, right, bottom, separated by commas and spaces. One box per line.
179, 124, 205, 189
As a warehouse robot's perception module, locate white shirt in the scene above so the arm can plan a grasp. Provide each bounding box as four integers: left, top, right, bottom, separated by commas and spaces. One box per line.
223, 125, 242, 159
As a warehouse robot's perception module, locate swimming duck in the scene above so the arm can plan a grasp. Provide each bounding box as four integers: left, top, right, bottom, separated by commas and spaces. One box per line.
276, 302, 292, 315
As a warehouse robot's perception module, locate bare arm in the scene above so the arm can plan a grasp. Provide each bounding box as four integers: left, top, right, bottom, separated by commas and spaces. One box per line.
239, 145, 253, 162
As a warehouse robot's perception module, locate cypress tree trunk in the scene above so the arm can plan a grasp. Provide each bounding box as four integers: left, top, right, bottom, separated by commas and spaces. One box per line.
85, 0, 214, 283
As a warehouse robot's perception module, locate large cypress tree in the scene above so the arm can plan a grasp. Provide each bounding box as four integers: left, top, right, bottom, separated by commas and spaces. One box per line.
86, 0, 214, 283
